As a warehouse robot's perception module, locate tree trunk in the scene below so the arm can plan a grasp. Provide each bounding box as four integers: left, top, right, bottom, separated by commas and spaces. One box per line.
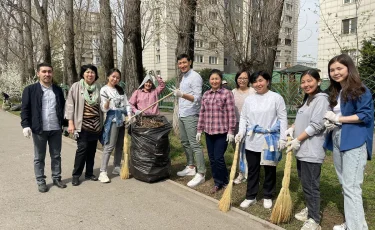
34, 0, 51, 64
123, 0, 143, 96
64, 0, 78, 86
23, 0, 34, 79
16, 1, 27, 83
99, 0, 114, 75
173, 0, 197, 135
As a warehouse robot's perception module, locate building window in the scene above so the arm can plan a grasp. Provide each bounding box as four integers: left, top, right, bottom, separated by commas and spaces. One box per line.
342, 18, 357, 34
210, 0, 217, 4
209, 42, 217, 49
344, 0, 356, 3
156, 55, 160, 63
209, 11, 218, 20
195, 40, 203, 48
156, 70, 161, 75
274, 62, 281, 68
209, 56, 218, 64
224, 58, 228, 65
285, 3, 293, 11
236, 5, 241, 13
286, 15, 292, 23
276, 50, 281, 56
195, 55, 204, 63
278, 38, 282, 45
285, 39, 292, 46
196, 9, 202, 19
196, 24, 203, 32
284, 27, 292, 35
285, 50, 292, 55
95, 56, 101, 64
235, 19, 241, 27
285, 62, 291, 67
209, 27, 218, 35
155, 38, 160, 47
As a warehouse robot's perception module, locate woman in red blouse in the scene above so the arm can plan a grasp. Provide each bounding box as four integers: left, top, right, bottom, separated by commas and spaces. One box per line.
196, 69, 236, 193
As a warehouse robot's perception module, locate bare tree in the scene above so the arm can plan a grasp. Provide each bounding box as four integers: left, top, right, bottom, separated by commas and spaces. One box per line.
64, 0, 78, 85
123, 0, 143, 95
23, 0, 34, 79
99, 0, 114, 74
33, 0, 51, 64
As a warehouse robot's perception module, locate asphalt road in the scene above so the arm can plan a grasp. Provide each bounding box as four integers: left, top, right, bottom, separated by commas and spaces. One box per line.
0, 110, 283, 230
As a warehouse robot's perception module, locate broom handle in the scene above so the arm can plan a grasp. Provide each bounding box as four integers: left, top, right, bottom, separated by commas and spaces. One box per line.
281, 136, 293, 188
126, 92, 174, 122
229, 142, 240, 180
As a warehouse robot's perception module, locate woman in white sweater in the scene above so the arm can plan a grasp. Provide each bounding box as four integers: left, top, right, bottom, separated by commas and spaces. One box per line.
235, 71, 287, 209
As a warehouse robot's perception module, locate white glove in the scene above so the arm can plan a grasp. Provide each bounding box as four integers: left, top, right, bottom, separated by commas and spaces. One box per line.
173, 89, 183, 97
278, 139, 287, 151
226, 134, 235, 143
235, 133, 243, 143
23, 127, 32, 138
73, 131, 79, 139
196, 133, 201, 142
135, 110, 142, 116
286, 138, 301, 153
324, 119, 337, 132
285, 127, 294, 139
324, 111, 340, 124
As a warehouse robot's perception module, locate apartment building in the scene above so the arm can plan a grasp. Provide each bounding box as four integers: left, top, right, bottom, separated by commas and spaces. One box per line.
317, 0, 375, 78
142, 0, 299, 79
78, 12, 118, 68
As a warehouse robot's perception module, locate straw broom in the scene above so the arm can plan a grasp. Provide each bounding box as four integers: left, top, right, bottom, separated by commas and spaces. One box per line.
270, 137, 293, 224
120, 119, 131, 179
218, 142, 240, 212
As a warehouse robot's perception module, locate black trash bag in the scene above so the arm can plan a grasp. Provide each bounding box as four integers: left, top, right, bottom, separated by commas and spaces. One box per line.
129, 115, 172, 183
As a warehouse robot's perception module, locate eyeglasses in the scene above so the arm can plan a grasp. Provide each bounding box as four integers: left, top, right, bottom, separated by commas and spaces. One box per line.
237, 78, 248, 81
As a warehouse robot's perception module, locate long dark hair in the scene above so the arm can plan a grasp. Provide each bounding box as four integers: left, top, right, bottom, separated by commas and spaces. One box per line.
297, 69, 322, 108
107, 68, 124, 95
327, 54, 365, 108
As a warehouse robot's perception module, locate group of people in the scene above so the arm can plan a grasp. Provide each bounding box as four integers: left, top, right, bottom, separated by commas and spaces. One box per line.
20, 52, 373, 230
171, 53, 373, 230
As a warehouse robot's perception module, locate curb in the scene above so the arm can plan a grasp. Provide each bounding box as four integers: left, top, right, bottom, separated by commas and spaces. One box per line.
166, 179, 285, 230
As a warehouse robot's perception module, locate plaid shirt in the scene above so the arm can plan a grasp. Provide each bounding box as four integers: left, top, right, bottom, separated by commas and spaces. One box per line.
197, 88, 236, 135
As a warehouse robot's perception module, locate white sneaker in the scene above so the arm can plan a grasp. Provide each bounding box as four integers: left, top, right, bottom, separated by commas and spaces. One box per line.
112, 166, 121, 175
233, 173, 245, 184
187, 173, 205, 187
263, 199, 272, 209
177, 166, 196, 177
99, 172, 110, 183
333, 223, 347, 230
240, 198, 257, 208
301, 218, 321, 230
295, 207, 309, 222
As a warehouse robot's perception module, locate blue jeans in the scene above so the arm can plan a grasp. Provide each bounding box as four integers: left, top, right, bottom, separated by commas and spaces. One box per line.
178, 115, 206, 174
205, 133, 228, 187
332, 128, 368, 230
32, 130, 62, 184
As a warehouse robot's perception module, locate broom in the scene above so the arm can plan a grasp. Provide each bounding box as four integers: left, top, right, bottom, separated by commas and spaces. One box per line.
120, 118, 131, 179
270, 136, 293, 224
218, 142, 240, 212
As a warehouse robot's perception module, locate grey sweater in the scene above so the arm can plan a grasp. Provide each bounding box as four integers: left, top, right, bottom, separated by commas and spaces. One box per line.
294, 92, 330, 163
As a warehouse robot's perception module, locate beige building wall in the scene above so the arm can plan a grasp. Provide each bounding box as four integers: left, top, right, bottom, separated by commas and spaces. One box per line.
317, 0, 375, 78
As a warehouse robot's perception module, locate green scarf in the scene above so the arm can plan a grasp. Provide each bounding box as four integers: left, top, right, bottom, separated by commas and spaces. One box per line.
80, 79, 99, 106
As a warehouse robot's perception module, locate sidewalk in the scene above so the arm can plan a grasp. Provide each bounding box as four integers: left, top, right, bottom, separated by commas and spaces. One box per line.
0, 110, 283, 230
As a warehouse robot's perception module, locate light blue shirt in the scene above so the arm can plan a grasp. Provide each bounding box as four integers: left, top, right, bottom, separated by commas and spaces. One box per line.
41, 83, 60, 131
178, 69, 202, 117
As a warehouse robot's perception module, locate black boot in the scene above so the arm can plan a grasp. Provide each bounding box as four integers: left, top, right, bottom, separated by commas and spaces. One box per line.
38, 183, 49, 193
72, 176, 80, 186
53, 179, 67, 188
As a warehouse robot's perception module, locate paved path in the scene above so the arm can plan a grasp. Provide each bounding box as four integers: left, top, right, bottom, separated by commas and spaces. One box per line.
0, 110, 283, 230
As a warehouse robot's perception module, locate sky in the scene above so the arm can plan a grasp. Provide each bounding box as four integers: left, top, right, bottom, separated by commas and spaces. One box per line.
297, 0, 319, 62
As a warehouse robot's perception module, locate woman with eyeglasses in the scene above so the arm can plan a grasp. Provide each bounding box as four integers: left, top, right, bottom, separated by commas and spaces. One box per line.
232, 70, 256, 184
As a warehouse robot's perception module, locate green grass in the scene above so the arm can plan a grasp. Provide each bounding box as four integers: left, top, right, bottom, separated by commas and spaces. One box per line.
168, 133, 375, 230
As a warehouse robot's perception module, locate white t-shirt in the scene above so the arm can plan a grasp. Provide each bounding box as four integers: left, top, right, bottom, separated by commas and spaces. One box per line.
100, 85, 131, 121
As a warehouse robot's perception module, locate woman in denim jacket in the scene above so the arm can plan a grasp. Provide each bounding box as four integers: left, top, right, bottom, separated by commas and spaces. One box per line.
99, 69, 131, 183
324, 54, 374, 230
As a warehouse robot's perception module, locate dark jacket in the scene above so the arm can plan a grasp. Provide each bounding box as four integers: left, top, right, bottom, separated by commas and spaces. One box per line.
21, 83, 66, 134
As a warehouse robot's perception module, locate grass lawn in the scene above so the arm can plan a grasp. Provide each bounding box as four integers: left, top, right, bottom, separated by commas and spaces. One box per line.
168, 132, 375, 230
